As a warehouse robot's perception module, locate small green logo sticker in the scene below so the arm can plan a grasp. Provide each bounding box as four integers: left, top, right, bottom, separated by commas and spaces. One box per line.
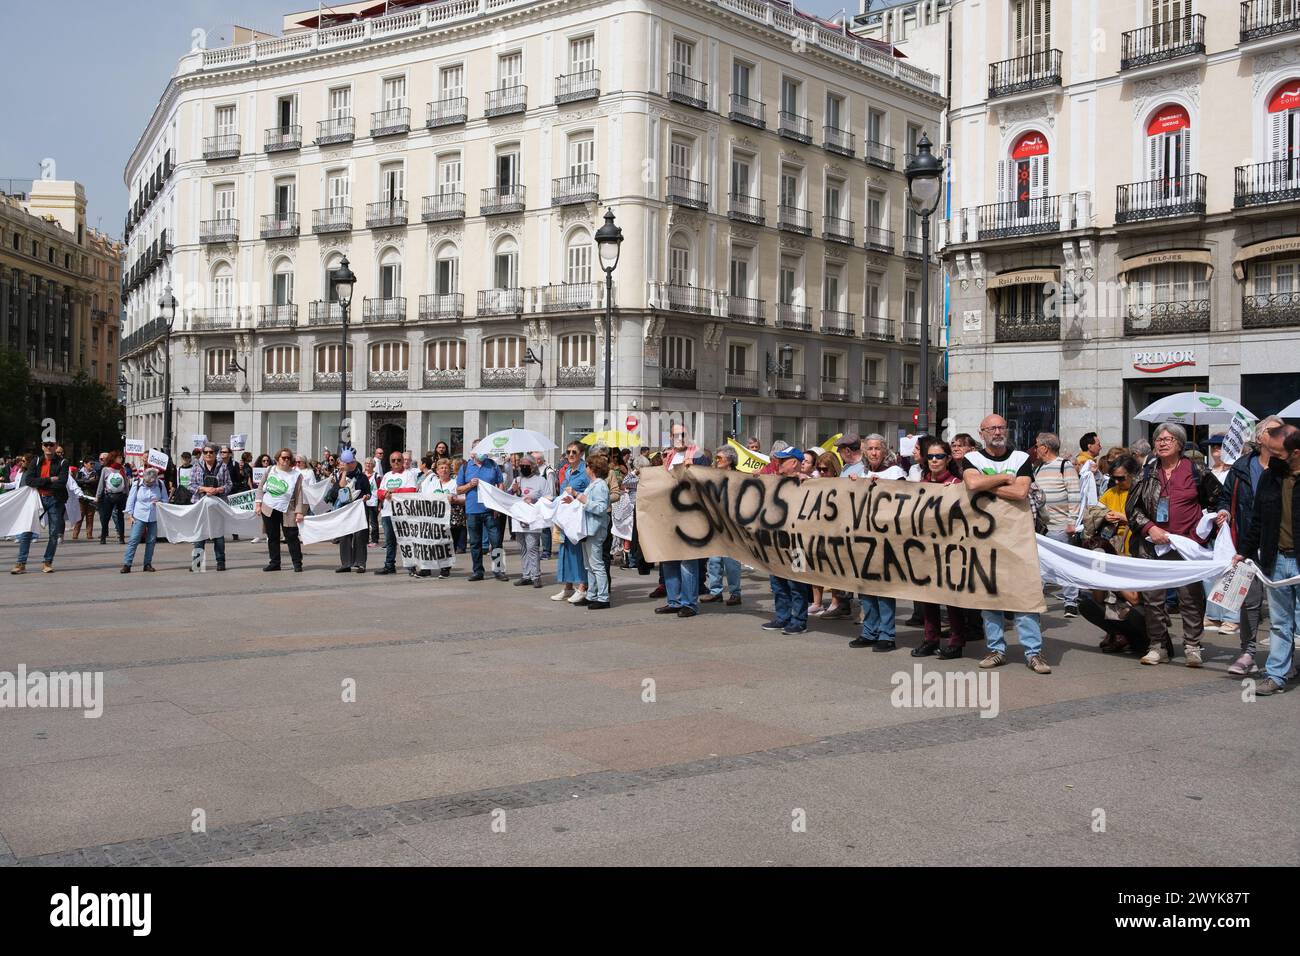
1198, 396, 1222, 408
264, 474, 289, 496
493, 436, 509, 448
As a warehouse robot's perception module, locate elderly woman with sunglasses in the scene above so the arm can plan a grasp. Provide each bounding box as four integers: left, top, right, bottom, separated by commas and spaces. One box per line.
909, 440, 972, 659
255, 448, 309, 572
551, 442, 590, 604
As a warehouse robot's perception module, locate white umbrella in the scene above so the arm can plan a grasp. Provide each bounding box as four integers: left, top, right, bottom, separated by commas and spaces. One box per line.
1135, 392, 1256, 425
470, 428, 556, 456
1277, 398, 1300, 419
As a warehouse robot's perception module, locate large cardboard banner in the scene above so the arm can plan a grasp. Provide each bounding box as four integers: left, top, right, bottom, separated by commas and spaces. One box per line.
636, 467, 1046, 613
389, 491, 455, 571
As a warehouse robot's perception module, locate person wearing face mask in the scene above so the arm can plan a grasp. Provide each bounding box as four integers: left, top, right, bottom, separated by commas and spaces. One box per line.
121, 467, 167, 573
509, 457, 550, 588
456, 446, 506, 582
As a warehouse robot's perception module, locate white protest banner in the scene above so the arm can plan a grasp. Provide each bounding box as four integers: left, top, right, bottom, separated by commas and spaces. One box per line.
252, 467, 268, 486
1219, 412, 1253, 467
476, 481, 587, 543
190, 434, 208, 451
230, 434, 247, 452
124, 439, 145, 456
156, 496, 261, 542
299, 499, 368, 546
228, 490, 256, 512
388, 490, 455, 570
147, 449, 169, 471
899, 435, 918, 458
302, 474, 334, 515
1208, 560, 1256, 614
0, 487, 44, 538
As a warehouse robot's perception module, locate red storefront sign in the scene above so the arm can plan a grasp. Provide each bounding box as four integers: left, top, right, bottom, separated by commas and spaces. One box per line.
1011, 131, 1049, 159
1147, 105, 1190, 135
1268, 79, 1300, 113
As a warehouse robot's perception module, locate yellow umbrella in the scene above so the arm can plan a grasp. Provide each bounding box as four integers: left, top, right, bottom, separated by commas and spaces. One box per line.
581, 430, 644, 449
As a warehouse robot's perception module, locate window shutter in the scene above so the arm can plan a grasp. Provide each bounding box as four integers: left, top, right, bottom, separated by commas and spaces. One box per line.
996, 159, 1007, 202
1179, 126, 1191, 178
1147, 134, 1160, 182
1269, 109, 1285, 162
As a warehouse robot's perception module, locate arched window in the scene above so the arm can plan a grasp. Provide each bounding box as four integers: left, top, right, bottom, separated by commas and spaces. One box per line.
565, 228, 592, 284
434, 241, 459, 295
559, 333, 595, 367
668, 233, 692, 285
271, 257, 294, 306
1266, 78, 1300, 170
1145, 103, 1191, 184
425, 338, 465, 370
483, 335, 523, 368
263, 345, 300, 389
492, 235, 518, 289
315, 343, 353, 374
997, 130, 1049, 207
211, 261, 234, 312
369, 340, 409, 373
378, 246, 402, 299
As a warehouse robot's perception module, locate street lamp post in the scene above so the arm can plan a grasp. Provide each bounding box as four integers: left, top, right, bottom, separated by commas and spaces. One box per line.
594, 208, 624, 431
904, 133, 943, 437
330, 256, 356, 451
158, 285, 178, 457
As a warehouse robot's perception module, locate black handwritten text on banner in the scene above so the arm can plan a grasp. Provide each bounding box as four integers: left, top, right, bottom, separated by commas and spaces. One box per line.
389, 492, 455, 571
635, 467, 1045, 613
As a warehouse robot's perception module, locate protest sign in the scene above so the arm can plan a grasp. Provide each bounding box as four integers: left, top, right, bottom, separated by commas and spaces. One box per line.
388, 491, 455, 571
230, 434, 247, 452
1218, 412, 1252, 467
635, 467, 1046, 613
228, 490, 256, 512
147, 449, 169, 471
252, 467, 268, 486
124, 439, 145, 456
726, 438, 769, 474
156, 496, 261, 542
190, 434, 207, 451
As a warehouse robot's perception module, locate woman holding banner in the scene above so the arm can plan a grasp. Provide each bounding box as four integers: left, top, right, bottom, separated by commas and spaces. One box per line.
551, 443, 590, 604
255, 449, 308, 573
848, 435, 907, 652
579, 454, 612, 609
120, 468, 167, 573
910, 440, 969, 659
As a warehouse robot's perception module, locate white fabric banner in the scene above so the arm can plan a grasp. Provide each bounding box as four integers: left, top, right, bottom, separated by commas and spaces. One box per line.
299, 500, 369, 546
301, 474, 334, 515
155, 496, 261, 542
1036, 530, 1235, 593
0, 487, 45, 538
388, 490, 455, 571
611, 494, 634, 542
477, 481, 587, 543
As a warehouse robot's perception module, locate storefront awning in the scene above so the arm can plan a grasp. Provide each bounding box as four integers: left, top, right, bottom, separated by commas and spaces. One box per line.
986, 267, 1060, 290
1233, 236, 1300, 280
1118, 249, 1213, 281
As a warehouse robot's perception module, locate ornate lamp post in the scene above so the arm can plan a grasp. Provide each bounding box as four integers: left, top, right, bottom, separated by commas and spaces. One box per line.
904, 134, 943, 436
158, 284, 178, 456
594, 208, 624, 431
330, 256, 356, 450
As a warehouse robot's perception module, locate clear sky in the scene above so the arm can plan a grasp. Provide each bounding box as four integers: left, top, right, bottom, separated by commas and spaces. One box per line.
0, 0, 853, 241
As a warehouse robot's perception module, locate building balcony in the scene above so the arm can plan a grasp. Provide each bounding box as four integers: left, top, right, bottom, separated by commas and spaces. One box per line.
865, 140, 895, 169
204, 373, 237, 392
258, 304, 297, 328
312, 207, 352, 234
426, 96, 468, 128
557, 365, 597, 387
667, 72, 707, 110
823, 125, 854, 157
362, 297, 406, 324
91, 309, 108, 323
823, 215, 855, 244
1115, 174, 1207, 223
264, 125, 302, 152
1121, 15, 1205, 72
1125, 299, 1211, 336
667, 176, 709, 210
661, 366, 698, 389
535, 282, 599, 312
1241, 0, 1300, 43
661, 284, 716, 315
778, 111, 812, 144
728, 93, 765, 128
727, 193, 765, 224
776, 304, 811, 330
821, 377, 851, 402
863, 226, 895, 254
262, 373, 300, 392
1234, 159, 1300, 207
861, 380, 889, 404
988, 49, 1063, 99
482, 367, 526, 388
995, 312, 1060, 342
418, 293, 464, 322
190, 308, 237, 331
1243, 291, 1300, 329
863, 315, 895, 342
552, 173, 599, 206
900, 385, 920, 405
901, 321, 923, 344
422, 192, 465, 222
478, 288, 524, 316
199, 218, 238, 243
307, 301, 344, 326
202, 134, 240, 160
821, 310, 856, 336
774, 374, 806, 398
778, 205, 812, 235
370, 107, 410, 137
366, 199, 408, 229
485, 85, 527, 117
725, 294, 765, 325
555, 70, 600, 104
974, 196, 1062, 239
367, 370, 409, 390
480, 185, 526, 215
316, 116, 355, 145
313, 372, 352, 390
724, 369, 760, 394
259, 213, 299, 239
903, 233, 925, 257
424, 367, 466, 389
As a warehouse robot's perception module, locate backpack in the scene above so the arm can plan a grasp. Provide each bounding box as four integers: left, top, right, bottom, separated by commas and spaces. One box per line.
1029, 458, 1068, 536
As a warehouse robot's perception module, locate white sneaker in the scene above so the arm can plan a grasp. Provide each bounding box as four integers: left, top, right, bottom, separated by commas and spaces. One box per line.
1184, 645, 1203, 668
1140, 647, 1169, 665
567, 589, 587, 604
550, 588, 572, 602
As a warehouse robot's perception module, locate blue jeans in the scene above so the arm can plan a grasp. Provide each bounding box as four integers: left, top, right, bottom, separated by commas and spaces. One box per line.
770, 576, 811, 630
16, 497, 65, 565
466, 511, 502, 577
584, 527, 609, 602
191, 536, 226, 567
859, 595, 897, 642
981, 610, 1043, 658
382, 515, 398, 569
1264, 553, 1298, 686
124, 519, 157, 567
706, 556, 741, 597
663, 559, 699, 611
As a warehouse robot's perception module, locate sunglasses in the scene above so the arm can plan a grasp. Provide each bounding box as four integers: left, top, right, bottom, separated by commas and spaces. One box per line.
926, 453, 948, 460
278, 454, 292, 461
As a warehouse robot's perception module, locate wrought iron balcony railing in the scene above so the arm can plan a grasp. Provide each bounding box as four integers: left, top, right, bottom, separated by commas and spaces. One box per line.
728, 93, 765, 128
1115, 174, 1207, 222
662, 284, 716, 315
424, 368, 466, 389
778, 205, 812, 235
976, 196, 1062, 239
988, 49, 1063, 99
203, 134, 240, 160
477, 288, 524, 316
418, 293, 464, 321
307, 301, 344, 326
667, 72, 707, 110
199, 218, 238, 243
1243, 291, 1300, 329
191, 308, 237, 331
264, 125, 302, 152
861, 380, 889, 403
362, 297, 406, 324
552, 174, 599, 206
422, 192, 465, 221
865, 140, 895, 169
366, 200, 408, 228
821, 376, 851, 401
863, 315, 895, 341
262, 373, 300, 392
557, 365, 597, 387
1234, 159, 1300, 207
667, 176, 709, 210
661, 366, 698, 389
1121, 15, 1206, 71
426, 96, 468, 128
821, 310, 855, 336
778, 111, 812, 143
370, 107, 411, 136
313, 372, 352, 389
727, 192, 764, 224
480, 185, 526, 215
901, 321, 923, 344
367, 370, 409, 390
995, 312, 1060, 342
900, 385, 920, 405
258, 304, 297, 328
773, 373, 806, 398
1124, 299, 1211, 336
725, 294, 765, 324
312, 207, 352, 233
205, 373, 237, 392
555, 70, 600, 104
260, 213, 299, 239
1241, 0, 1300, 42
776, 304, 811, 330
823, 215, 855, 244
724, 370, 760, 394
823, 125, 854, 157
485, 85, 527, 117
481, 367, 526, 388
864, 226, 895, 254
903, 233, 925, 257
316, 116, 355, 145
535, 283, 598, 312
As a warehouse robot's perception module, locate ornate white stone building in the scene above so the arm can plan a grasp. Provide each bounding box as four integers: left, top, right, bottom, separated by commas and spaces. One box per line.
121, 0, 943, 457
